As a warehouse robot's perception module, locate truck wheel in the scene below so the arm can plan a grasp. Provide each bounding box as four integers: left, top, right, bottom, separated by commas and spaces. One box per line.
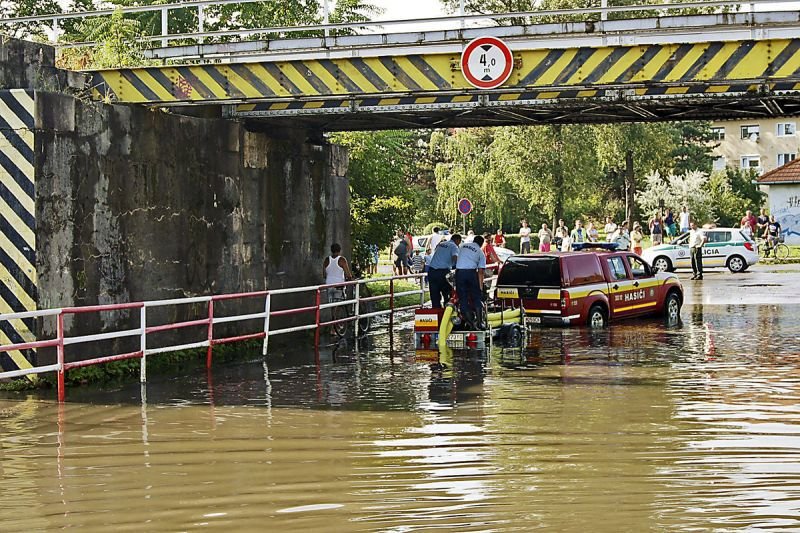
663, 292, 681, 325
652, 256, 672, 272
727, 255, 746, 273
587, 305, 607, 328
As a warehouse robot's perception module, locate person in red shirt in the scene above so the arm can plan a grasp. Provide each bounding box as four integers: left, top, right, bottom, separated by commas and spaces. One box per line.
482, 233, 501, 273
493, 229, 506, 248
740, 210, 757, 236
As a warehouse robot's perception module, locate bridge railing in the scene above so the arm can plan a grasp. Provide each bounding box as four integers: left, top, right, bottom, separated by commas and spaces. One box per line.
0, 273, 425, 402
1, 0, 795, 47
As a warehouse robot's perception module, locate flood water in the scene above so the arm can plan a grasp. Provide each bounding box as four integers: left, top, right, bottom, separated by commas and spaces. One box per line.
2, 274, 800, 530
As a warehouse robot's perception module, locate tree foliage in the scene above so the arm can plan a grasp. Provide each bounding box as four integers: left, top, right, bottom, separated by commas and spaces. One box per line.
331, 130, 425, 274
0, 0, 62, 39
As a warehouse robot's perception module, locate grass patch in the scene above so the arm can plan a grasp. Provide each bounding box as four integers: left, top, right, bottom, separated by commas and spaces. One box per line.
364, 279, 424, 310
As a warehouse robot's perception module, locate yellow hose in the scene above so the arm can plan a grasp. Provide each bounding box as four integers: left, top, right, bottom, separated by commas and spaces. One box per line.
438, 304, 455, 351
486, 308, 521, 322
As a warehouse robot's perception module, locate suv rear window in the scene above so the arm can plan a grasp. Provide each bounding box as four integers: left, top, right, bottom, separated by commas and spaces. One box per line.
498, 257, 561, 287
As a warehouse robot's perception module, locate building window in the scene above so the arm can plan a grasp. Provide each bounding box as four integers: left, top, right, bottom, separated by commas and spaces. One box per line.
712, 156, 726, 170
741, 125, 760, 140
777, 122, 796, 137
778, 153, 796, 166
741, 155, 761, 172
710, 127, 725, 141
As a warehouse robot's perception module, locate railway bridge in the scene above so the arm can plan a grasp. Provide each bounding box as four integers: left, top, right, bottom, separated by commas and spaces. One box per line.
1, 0, 800, 375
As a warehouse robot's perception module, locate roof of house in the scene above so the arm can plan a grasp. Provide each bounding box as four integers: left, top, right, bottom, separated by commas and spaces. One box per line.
758, 157, 800, 184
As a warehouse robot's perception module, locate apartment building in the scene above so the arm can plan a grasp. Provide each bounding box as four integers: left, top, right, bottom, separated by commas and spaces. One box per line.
710, 118, 800, 174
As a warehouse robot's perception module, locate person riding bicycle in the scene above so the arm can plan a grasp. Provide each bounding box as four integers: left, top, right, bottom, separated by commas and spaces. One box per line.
323, 243, 353, 296
763, 215, 782, 257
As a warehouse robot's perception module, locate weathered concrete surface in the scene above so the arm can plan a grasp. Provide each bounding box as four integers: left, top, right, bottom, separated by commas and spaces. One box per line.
35, 92, 350, 356
0, 36, 84, 92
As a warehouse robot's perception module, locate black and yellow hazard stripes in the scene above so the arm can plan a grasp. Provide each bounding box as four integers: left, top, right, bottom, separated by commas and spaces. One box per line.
91, 38, 800, 106
0, 90, 37, 376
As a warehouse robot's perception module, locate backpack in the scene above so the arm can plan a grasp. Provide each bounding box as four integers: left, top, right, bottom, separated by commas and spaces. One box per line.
394, 239, 407, 256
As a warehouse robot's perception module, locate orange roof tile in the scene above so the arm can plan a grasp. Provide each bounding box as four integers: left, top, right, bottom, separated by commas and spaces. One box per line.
758, 157, 800, 184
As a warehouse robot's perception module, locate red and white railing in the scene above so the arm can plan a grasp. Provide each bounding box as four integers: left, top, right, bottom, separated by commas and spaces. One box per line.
0, 274, 425, 401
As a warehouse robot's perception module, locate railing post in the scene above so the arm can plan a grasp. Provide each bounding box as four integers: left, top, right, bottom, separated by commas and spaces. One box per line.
140, 306, 147, 383
314, 288, 322, 349
161, 6, 169, 47
57, 312, 65, 403
389, 278, 395, 346
51, 17, 58, 43
197, 5, 205, 34
601, 0, 608, 21
354, 282, 361, 337
206, 299, 214, 369
262, 292, 271, 356
420, 274, 425, 307
323, 0, 330, 37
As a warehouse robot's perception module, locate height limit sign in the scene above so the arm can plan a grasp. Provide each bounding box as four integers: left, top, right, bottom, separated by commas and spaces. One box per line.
461, 36, 513, 89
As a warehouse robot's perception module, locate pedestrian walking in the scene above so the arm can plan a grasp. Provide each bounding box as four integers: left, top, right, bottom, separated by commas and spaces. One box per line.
689, 221, 706, 280
604, 217, 617, 241
664, 208, 676, 238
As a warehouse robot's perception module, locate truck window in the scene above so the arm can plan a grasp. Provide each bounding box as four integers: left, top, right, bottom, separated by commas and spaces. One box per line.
607, 256, 629, 280
497, 257, 561, 287
626, 255, 651, 278
563, 256, 605, 286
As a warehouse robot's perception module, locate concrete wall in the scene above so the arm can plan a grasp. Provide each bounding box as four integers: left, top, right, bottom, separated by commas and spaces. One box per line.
0, 37, 350, 370
0, 36, 84, 92
765, 184, 800, 245
32, 92, 349, 359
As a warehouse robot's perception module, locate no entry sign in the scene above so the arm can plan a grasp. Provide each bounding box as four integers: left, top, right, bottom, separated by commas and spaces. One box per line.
461, 36, 513, 89
458, 198, 473, 215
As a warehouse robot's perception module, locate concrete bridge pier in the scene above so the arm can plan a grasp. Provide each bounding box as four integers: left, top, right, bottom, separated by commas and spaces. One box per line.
0, 38, 351, 373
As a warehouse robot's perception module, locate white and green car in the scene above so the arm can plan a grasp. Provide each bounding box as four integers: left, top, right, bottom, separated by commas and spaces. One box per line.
642, 227, 759, 273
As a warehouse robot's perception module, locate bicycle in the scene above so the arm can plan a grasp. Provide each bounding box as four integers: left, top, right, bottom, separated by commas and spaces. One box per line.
329, 282, 373, 339
758, 237, 789, 260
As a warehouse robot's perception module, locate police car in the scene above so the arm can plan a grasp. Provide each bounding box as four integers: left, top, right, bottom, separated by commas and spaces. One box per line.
642, 227, 759, 273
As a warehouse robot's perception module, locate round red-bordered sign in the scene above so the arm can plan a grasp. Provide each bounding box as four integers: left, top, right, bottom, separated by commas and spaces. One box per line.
461, 36, 513, 89
458, 198, 473, 215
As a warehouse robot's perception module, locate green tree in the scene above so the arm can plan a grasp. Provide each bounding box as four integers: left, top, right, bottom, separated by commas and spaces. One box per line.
1, 0, 62, 39
61, 9, 148, 69
670, 122, 717, 175
331, 130, 422, 275
593, 123, 677, 224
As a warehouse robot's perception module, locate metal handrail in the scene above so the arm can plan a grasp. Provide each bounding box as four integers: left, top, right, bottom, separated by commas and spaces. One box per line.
1, 0, 795, 46
0, 273, 426, 402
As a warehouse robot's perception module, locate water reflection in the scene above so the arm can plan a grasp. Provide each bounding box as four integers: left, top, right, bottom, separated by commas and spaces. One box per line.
0, 304, 799, 530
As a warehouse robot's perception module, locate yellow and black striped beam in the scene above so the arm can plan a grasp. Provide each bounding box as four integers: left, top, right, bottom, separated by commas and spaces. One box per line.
90, 38, 800, 108
0, 90, 38, 377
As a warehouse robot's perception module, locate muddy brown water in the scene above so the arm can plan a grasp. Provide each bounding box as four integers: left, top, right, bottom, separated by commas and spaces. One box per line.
2, 271, 800, 531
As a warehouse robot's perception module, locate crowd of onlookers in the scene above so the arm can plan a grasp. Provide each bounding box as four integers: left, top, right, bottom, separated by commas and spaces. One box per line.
380, 205, 784, 276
